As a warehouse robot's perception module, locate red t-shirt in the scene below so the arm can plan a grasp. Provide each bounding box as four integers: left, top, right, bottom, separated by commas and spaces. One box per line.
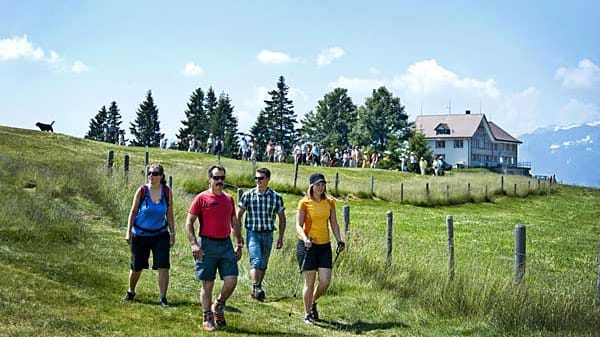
188, 190, 235, 239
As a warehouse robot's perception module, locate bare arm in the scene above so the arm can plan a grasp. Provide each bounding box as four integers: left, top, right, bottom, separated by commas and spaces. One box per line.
125, 187, 143, 244
276, 210, 286, 249
329, 207, 345, 252
296, 209, 311, 248
185, 213, 203, 259
231, 209, 244, 260
167, 190, 175, 246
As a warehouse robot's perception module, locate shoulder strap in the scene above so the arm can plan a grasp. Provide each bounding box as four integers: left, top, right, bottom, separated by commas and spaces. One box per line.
138, 185, 148, 210
162, 185, 170, 207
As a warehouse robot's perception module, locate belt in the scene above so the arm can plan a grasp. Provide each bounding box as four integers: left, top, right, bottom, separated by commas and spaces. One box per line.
200, 236, 230, 241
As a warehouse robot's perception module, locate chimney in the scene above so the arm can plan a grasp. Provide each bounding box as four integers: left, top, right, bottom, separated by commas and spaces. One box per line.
465, 110, 471, 115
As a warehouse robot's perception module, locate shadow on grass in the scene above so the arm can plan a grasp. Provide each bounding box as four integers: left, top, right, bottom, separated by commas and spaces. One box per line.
314, 319, 409, 333
224, 326, 314, 336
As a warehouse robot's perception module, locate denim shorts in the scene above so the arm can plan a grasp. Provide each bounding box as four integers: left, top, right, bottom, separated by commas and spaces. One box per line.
246, 230, 274, 270
130, 231, 170, 271
296, 240, 332, 271
194, 237, 239, 280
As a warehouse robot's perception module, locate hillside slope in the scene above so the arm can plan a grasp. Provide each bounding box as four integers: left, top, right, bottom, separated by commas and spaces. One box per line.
1, 125, 599, 337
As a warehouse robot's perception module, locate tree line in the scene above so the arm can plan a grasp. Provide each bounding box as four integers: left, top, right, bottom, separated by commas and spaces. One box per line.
85, 75, 433, 169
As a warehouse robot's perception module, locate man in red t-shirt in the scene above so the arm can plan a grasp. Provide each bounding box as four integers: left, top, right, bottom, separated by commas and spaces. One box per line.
185, 164, 244, 331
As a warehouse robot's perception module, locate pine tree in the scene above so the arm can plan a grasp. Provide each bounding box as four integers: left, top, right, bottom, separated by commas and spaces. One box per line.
177, 87, 208, 150
215, 93, 239, 157
299, 88, 356, 149
129, 90, 164, 147
266, 76, 297, 152
205, 87, 218, 138
85, 105, 107, 141
250, 110, 271, 161
350, 86, 409, 151
106, 101, 122, 144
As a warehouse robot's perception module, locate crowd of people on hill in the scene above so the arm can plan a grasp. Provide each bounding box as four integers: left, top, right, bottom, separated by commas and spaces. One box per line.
124, 164, 345, 331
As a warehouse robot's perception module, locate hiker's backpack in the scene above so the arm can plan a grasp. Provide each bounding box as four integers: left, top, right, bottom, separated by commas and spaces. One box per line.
133, 184, 170, 234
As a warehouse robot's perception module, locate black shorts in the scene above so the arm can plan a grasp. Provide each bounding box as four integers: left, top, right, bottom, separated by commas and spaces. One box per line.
130, 231, 170, 271
296, 240, 332, 271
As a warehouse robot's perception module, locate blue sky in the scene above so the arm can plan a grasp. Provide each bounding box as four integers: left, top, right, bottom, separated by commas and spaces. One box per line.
1, 0, 599, 142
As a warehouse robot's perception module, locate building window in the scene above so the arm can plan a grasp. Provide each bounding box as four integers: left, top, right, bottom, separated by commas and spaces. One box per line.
436, 128, 450, 135
454, 140, 463, 148
435, 140, 445, 148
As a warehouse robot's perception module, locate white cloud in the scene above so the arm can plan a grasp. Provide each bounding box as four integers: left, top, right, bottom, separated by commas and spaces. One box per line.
48, 50, 62, 64
0, 35, 44, 61
71, 60, 89, 74
257, 50, 296, 64
183, 62, 205, 77
368, 67, 380, 75
317, 47, 345, 66
555, 58, 600, 89
576, 135, 592, 144
549, 144, 561, 150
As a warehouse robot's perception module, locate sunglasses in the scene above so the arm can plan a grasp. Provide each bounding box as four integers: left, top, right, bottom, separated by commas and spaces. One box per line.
148, 171, 161, 176
212, 175, 226, 181
254, 176, 266, 181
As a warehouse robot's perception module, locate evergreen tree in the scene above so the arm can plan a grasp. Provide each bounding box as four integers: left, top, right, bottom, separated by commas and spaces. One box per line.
106, 101, 122, 144
85, 105, 107, 141
298, 110, 317, 142
267, 76, 297, 151
129, 90, 164, 147
177, 87, 208, 150
215, 93, 239, 157
407, 130, 433, 171
350, 86, 409, 151
205, 87, 218, 138
299, 88, 356, 149
249, 109, 271, 161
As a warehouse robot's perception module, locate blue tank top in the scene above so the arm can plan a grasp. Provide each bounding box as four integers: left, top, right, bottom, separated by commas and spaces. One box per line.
133, 184, 168, 237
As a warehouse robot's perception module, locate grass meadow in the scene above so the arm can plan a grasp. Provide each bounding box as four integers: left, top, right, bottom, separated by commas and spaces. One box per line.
1, 125, 599, 337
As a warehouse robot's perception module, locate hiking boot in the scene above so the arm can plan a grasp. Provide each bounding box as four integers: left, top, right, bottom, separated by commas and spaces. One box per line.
303, 314, 314, 325
123, 291, 135, 301
310, 302, 319, 321
202, 311, 216, 331
252, 285, 266, 302
159, 297, 168, 307
211, 300, 226, 327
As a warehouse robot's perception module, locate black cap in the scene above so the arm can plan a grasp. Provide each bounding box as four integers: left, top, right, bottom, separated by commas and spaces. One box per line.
309, 173, 326, 185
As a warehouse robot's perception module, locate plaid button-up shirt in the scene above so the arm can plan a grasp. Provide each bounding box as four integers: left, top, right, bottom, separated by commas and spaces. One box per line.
238, 187, 285, 232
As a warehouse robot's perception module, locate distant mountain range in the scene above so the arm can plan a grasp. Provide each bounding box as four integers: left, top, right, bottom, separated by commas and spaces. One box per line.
519, 121, 600, 188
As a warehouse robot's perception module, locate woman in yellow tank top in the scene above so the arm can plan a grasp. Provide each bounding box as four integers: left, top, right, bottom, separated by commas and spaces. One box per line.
295, 173, 345, 324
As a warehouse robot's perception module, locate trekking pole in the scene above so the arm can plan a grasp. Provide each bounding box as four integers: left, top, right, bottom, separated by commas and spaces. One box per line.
288, 246, 309, 317
333, 241, 345, 267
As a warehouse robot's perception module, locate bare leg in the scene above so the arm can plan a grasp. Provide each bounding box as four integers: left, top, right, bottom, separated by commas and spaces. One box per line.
158, 268, 169, 298
216, 275, 238, 303
312, 268, 332, 303
302, 270, 317, 315
201, 280, 215, 312
128, 270, 142, 292
250, 269, 266, 285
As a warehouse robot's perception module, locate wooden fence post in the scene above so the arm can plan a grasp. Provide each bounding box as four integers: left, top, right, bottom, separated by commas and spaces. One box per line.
485, 185, 488, 200
293, 161, 299, 190
400, 183, 404, 203
370, 175, 374, 197
501, 175, 504, 194
597, 240, 600, 301
514, 183, 517, 196
386, 211, 393, 266
447, 215, 455, 281
528, 181, 531, 195
514, 224, 526, 284
425, 182, 430, 197
107, 150, 114, 168
335, 171, 339, 196
168, 175, 173, 190
144, 151, 149, 167
124, 154, 130, 173
467, 182, 471, 197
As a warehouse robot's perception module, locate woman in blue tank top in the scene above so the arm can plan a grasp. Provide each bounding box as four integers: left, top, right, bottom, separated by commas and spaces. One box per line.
124, 164, 175, 306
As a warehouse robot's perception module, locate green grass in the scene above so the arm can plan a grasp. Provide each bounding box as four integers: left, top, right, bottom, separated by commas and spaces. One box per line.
1, 125, 599, 337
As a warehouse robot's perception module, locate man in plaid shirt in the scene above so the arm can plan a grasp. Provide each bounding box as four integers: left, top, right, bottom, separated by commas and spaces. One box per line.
237, 167, 286, 301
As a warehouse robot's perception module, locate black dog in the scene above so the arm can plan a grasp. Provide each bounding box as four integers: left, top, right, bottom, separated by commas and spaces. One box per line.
35, 121, 55, 132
